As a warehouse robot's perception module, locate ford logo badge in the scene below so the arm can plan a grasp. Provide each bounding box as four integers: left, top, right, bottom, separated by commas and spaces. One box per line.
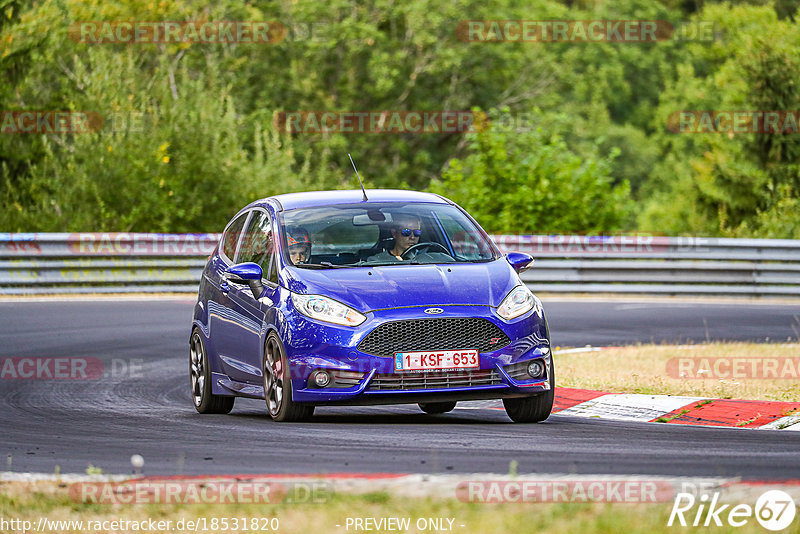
424, 308, 443, 315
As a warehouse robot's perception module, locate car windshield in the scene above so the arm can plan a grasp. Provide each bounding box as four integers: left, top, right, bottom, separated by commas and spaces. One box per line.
279, 202, 498, 267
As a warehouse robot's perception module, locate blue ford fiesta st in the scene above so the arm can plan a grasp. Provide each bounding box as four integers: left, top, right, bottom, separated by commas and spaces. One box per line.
189, 190, 553, 422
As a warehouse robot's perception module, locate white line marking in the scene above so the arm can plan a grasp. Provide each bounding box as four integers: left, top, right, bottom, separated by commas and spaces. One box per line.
557, 394, 707, 422
761, 416, 800, 431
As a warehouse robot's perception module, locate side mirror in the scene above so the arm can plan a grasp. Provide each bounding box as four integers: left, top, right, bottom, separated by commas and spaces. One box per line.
506, 252, 534, 274
226, 263, 265, 299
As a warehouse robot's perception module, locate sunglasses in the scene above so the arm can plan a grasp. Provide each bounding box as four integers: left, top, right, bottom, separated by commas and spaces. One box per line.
399, 228, 422, 237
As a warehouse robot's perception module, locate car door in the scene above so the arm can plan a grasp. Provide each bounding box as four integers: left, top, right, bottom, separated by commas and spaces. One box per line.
224, 208, 280, 384
206, 210, 251, 381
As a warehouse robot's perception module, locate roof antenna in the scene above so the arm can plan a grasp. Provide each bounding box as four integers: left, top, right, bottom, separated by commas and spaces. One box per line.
348, 153, 368, 201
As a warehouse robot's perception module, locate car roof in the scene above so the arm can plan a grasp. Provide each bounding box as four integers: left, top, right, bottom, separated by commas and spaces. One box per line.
258, 189, 451, 211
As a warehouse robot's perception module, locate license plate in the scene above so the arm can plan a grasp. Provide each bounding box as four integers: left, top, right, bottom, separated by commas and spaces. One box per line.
394, 349, 479, 372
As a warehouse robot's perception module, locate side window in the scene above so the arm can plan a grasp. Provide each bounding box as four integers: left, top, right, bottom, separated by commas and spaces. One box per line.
436, 212, 490, 259
221, 212, 249, 260
236, 210, 278, 284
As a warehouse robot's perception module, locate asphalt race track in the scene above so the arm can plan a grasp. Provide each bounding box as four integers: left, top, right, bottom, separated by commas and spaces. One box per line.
0, 298, 798, 479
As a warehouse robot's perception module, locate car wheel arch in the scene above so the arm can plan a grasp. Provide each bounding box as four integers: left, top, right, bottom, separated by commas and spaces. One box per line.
189, 320, 210, 345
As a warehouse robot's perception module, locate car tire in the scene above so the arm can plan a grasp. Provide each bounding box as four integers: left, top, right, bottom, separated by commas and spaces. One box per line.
263, 332, 314, 422
418, 401, 457, 414
190, 329, 235, 414
503, 359, 555, 423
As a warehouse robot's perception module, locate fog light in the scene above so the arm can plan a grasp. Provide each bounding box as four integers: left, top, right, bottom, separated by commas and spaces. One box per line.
527, 360, 545, 379
312, 370, 331, 388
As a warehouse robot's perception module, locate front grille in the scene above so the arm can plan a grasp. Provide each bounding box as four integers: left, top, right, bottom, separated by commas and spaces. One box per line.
357, 317, 510, 357
330, 370, 363, 388
368, 369, 502, 391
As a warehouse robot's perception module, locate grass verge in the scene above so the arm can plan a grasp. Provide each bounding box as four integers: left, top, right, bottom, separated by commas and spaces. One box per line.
0, 481, 792, 534
554, 342, 800, 401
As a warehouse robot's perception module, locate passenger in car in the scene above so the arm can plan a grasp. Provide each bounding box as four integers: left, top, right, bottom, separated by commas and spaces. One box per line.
286, 226, 312, 265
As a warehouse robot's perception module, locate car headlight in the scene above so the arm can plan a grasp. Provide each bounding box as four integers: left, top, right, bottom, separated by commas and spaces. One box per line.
496, 285, 538, 320
292, 294, 366, 327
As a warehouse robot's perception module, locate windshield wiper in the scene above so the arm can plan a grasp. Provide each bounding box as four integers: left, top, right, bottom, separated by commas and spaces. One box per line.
294, 262, 351, 269
363, 260, 425, 266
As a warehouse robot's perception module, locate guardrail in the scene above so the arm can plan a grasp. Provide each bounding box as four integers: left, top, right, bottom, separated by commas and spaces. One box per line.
1, 233, 799, 296
494, 235, 800, 297
0, 233, 217, 295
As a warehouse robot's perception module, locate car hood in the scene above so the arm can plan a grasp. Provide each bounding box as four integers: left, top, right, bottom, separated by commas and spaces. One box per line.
281, 259, 520, 312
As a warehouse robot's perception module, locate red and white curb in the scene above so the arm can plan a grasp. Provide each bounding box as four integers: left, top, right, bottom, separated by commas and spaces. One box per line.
459, 388, 800, 430
553, 388, 800, 429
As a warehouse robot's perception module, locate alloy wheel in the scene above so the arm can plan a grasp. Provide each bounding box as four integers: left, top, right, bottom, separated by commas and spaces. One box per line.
264, 336, 284, 416
189, 332, 205, 407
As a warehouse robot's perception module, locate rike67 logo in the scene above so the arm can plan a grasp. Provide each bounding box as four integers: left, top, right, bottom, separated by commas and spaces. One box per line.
669, 489, 796, 531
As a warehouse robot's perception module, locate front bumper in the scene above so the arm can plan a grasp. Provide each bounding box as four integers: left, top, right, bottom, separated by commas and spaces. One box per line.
284, 304, 551, 405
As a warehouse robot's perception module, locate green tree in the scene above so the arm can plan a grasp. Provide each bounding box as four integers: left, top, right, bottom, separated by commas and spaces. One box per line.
0, 0, 335, 231
430, 109, 632, 234
640, 4, 800, 237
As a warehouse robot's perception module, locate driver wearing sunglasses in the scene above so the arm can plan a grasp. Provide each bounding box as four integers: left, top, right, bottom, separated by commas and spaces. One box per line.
367, 214, 423, 263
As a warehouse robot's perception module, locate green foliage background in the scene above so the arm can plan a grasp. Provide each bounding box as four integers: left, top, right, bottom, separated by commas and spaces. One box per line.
0, 0, 798, 236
